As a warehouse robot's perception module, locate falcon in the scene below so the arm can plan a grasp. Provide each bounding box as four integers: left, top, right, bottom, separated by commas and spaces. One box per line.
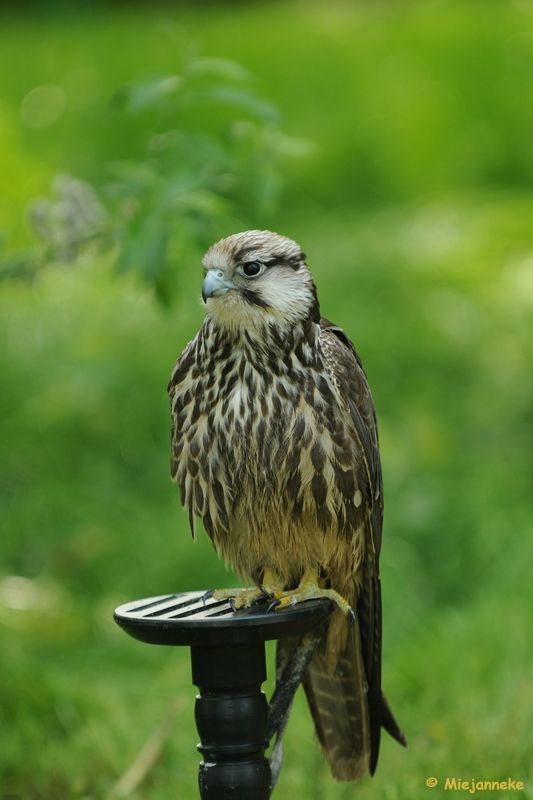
168, 230, 406, 782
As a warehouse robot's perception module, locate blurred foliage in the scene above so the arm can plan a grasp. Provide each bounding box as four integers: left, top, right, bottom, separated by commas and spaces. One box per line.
1, 1, 533, 799
1, 48, 310, 304
28, 174, 110, 262
105, 55, 311, 304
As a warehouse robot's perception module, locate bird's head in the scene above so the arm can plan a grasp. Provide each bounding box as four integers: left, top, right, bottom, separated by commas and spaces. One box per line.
201, 230, 320, 333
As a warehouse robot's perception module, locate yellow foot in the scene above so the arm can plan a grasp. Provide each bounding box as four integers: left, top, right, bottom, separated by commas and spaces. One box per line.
207, 569, 355, 624
269, 583, 355, 624
207, 585, 275, 611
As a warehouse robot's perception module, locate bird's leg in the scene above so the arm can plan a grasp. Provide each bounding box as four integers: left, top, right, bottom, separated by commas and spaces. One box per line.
267, 629, 323, 738
268, 627, 324, 790
208, 568, 285, 609
268, 568, 355, 622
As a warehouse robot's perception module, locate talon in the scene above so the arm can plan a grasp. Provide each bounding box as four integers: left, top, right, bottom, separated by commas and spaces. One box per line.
267, 599, 281, 613
348, 608, 356, 626
202, 590, 215, 606
259, 585, 274, 599
228, 598, 237, 613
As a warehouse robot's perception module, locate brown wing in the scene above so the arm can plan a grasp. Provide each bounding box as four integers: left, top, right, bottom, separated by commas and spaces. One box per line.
319, 317, 384, 774
320, 318, 383, 553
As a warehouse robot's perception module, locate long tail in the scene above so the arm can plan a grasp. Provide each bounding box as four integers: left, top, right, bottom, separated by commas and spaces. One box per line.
272, 616, 406, 783
302, 614, 371, 781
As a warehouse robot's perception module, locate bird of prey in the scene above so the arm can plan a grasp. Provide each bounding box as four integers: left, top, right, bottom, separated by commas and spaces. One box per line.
168, 230, 406, 782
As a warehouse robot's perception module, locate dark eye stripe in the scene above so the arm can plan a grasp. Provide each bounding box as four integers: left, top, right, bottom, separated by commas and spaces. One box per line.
263, 256, 285, 268
241, 289, 270, 308
264, 253, 305, 270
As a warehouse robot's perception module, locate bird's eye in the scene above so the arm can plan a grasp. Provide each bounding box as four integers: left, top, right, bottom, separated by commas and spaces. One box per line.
241, 262, 263, 277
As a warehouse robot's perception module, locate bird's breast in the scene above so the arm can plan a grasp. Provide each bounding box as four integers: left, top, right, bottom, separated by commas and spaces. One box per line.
170, 324, 366, 560
211, 360, 300, 480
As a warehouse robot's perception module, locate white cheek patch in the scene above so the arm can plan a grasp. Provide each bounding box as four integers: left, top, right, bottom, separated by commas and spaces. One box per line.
256, 267, 315, 321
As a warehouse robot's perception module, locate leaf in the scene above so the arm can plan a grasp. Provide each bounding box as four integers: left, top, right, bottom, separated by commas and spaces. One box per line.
117, 212, 168, 283
185, 57, 253, 84
178, 87, 280, 124
168, 188, 228, 218
265, 131, 316, 159
115, 75, 183, 114
106, 161, 162, 196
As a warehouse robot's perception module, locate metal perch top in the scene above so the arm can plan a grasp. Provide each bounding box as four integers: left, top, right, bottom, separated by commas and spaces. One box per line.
114, 590, 333, 800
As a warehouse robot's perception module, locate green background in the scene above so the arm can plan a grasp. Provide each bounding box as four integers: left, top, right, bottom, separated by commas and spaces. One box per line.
1, 1, 532, 798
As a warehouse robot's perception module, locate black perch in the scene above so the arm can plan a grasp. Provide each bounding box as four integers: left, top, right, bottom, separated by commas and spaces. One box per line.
114, 590, 333, 800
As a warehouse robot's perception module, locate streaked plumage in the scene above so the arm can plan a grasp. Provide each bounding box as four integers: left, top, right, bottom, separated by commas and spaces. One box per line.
168, 230, 405, 781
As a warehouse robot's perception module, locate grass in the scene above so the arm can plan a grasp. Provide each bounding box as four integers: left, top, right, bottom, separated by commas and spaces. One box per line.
1, 1, 533, 798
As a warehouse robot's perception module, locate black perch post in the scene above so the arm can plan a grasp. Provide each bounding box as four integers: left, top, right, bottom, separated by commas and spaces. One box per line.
114, 590, 333, 800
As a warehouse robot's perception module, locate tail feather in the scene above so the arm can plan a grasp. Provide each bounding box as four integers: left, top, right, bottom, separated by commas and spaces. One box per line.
381, 692, 407, 748
302, 614, 370, 781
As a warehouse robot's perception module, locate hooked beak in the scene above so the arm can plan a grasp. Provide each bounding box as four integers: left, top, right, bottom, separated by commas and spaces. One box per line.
202, 269, 236, 303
